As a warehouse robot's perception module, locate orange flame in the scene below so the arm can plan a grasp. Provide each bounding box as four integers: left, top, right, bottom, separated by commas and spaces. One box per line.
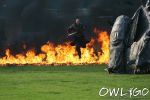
0, 30, 110, 66
97, 31, 110, 64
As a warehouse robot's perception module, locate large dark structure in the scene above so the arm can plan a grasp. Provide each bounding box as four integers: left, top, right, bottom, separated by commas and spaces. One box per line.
108, 0, 150, 74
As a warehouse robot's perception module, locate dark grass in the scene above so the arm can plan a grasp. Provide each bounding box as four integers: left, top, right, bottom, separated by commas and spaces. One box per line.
0, 65, 150, 100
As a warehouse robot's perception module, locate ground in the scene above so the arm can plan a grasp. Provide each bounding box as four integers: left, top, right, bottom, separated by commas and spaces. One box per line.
0, 65, 150, 100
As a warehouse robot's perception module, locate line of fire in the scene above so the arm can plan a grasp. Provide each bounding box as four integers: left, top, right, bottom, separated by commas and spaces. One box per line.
0, 28, 110, 66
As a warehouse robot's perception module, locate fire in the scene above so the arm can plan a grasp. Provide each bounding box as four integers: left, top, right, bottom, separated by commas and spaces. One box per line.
97, 31, 110, 64
0, 30, 110, 66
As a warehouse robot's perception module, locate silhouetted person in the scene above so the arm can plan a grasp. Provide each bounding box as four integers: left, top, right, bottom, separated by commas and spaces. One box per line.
67, 18, 88, 59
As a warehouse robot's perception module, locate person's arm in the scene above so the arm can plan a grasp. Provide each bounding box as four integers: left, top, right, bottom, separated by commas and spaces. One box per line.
67, 24, 74, 33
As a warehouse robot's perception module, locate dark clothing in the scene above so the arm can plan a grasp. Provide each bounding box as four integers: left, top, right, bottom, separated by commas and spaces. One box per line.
68, 23, 88, 58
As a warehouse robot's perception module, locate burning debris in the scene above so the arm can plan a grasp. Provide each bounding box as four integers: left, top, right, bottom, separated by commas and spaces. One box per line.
0, 30, 110, 66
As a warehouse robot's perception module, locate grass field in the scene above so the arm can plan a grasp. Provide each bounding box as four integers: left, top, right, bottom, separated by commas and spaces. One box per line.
0, 65, 150, 100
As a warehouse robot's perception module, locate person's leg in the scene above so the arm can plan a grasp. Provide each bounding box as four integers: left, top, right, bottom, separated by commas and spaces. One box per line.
76, 45, 81, 59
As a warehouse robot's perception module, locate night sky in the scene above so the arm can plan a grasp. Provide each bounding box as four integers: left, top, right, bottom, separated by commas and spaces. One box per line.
0, 0, 140, 53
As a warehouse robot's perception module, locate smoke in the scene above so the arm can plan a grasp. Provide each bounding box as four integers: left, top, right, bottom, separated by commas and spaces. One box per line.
0, 0, 140, 53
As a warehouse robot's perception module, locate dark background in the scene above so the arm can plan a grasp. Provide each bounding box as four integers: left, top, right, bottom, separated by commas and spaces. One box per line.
0, 0, 140, 54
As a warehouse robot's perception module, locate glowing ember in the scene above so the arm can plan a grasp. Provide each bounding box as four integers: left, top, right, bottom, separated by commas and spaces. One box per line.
0, 30, 110, 66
